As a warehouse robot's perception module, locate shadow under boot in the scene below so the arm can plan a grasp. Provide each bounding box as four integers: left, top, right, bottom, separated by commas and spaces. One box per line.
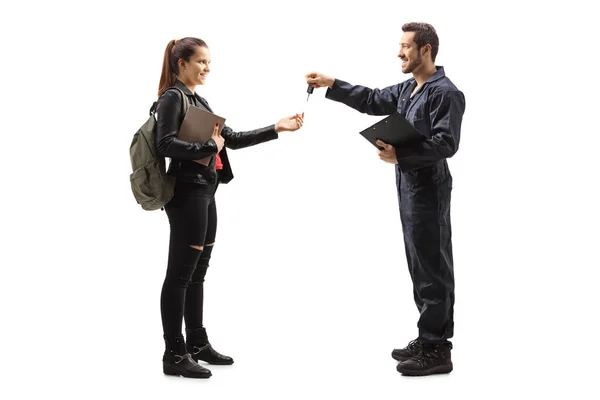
186, 327, 234, 365
163, 335, 212, 378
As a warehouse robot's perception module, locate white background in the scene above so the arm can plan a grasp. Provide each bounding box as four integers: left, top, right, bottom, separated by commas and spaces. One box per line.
1, 0, 598, 398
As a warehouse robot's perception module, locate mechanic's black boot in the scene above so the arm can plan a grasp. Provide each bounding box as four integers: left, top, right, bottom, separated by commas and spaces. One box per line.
391, 338, 422, 361
162, 335, 212, 378
396, 342, 453, 376
186, 327, 234, 365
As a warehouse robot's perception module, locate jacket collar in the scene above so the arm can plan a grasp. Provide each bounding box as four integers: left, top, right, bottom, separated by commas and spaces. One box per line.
406, 66, 445, 86
171, 79, 213, 111
427, 66, 445, 83
172, 79, 195, 96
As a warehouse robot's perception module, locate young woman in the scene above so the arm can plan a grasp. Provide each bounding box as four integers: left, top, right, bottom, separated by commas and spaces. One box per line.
155, 37, 303, 379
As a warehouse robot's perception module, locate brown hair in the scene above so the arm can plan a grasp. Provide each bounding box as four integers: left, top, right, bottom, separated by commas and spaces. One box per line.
158, 37, 208, 96
402, 22, 439, 62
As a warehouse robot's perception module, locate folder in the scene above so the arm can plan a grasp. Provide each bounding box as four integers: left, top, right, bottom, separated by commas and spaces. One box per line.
178, 106, 226, 165
178, 106, 226, 143
359, 111, 423, 150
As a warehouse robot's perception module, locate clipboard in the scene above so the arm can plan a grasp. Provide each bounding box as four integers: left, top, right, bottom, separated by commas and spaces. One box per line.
359, 111, 423, 150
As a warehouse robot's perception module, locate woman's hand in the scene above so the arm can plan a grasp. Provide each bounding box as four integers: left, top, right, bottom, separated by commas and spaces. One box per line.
275, 113, 304, 133
194, 122, 224, 165
212, 122, 225, 152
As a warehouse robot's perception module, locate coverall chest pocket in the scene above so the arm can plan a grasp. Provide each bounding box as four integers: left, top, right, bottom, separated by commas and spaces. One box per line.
410, 116, 431, 139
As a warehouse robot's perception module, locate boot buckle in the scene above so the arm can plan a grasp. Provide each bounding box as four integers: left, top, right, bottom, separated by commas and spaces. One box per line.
192, 344, 210, 355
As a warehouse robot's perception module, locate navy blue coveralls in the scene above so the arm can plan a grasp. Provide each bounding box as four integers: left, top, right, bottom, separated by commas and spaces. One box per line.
325, 66, 466, 344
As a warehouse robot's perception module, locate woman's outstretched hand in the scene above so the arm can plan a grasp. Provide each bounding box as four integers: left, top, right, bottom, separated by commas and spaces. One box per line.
275, 112, 304, 133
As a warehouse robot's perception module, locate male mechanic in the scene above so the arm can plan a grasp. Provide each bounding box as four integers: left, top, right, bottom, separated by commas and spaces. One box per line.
306, 22, 466, 376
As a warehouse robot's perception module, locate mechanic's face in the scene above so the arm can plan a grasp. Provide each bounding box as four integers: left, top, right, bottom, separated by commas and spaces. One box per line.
398, 32, 425, 74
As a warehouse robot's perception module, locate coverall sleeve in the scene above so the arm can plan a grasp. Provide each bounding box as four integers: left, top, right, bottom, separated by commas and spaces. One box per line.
325, 79, 400, 115
395, 90, 466, 172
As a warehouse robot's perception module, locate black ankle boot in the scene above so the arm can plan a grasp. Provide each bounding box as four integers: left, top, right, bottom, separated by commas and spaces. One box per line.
186, 327, 234, 365
396, 342, 453, 376
163, 335, 212, 378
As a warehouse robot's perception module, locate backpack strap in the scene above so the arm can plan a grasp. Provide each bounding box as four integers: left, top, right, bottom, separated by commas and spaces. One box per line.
165, 87, 190, 116
150, 87, 191, 116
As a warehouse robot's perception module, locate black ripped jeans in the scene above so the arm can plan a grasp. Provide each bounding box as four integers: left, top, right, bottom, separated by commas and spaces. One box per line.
161, 180, 218, 344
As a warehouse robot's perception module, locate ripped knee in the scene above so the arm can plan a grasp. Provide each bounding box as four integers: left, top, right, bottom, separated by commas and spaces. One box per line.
189, 245, 204, 251
205, 242, 215, 247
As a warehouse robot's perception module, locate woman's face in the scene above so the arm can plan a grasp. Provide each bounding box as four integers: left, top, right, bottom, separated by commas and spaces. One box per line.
180, 46, 211, 86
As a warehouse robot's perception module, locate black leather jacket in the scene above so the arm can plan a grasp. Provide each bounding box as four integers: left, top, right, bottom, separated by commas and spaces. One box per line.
155, 80, 279, 185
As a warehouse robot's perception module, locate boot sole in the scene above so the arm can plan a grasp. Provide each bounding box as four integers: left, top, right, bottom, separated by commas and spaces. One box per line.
192, 356, 234, 365
200, 360, 234, 365
397, 363, 453, 376
163, 365, 212, 378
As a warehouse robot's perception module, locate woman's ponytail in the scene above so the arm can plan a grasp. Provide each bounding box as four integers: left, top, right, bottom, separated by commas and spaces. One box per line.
157, 40, 177, 97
